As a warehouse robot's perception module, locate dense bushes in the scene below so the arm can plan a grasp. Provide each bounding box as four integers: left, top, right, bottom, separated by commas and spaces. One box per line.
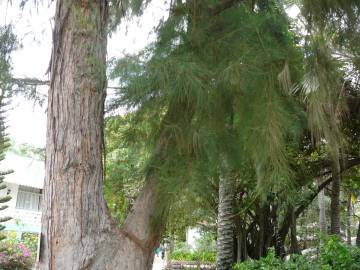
234, 237, 360, 270
169, 236, 360, 269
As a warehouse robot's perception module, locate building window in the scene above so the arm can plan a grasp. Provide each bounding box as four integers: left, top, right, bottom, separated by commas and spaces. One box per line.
16, 186, 42, 212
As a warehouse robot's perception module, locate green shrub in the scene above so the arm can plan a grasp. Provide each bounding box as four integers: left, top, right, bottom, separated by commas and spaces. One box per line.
170, 250, 216, 262
319, 236, 360, 270
234, 237, 360, 270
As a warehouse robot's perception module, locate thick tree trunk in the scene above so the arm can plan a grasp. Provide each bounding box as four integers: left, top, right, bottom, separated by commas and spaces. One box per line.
330, 161, 341, 235
318, 178, 327, 236
216, 175, 234, 270
39, 1, 162, 269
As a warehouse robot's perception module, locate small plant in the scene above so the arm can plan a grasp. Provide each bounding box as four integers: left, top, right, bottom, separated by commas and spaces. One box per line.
21, 233, 39, 261
0, 242, 33, 270
0, 232, 37, 270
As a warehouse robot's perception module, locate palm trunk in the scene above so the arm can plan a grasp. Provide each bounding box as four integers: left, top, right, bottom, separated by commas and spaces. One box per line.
216, 174, 234, 270
39, 1, 173, 268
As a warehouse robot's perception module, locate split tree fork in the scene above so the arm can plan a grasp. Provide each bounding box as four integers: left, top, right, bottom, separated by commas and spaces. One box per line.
38, 0, 166, 269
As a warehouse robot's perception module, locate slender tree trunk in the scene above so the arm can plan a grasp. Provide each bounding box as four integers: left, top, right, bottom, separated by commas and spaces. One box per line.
318, 178, 327, 236
236, 231, 248, 263
242, 227, 248, 261
290, 208, 300, 254
216, 174, 235, 270
356, 220, 360, 247
235, 222, 248, 262
236, 234, 241, 262
234, 215, 241, 263
330, 160, 341, 235
256, 205, 265, 258
263, 204, 273, 256
346, 193, 352, 245
273, 204, 286, 258
169, 237, 174, 255
39, 1, 168, 268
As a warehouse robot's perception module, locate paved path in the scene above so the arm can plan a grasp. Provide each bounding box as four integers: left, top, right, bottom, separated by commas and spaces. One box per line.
152, 255, 166, 270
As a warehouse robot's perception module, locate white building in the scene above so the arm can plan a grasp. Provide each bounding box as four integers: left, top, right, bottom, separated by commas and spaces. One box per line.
0, 152, 44, 236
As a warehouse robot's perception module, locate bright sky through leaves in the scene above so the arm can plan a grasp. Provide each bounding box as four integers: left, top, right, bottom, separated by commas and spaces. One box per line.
0, 0, 168, 148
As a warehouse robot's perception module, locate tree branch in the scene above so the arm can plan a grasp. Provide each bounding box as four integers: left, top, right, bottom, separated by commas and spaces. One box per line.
11, 77, 124, 90
314, 156, 360, 178
294, 177, 333, 218
296, 156, 360, 219
208, 0, 243, 16
11, 77, 49, 86
279, 156, 360, 241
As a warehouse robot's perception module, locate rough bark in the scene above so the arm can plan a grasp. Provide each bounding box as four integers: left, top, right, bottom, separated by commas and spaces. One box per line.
216, 175, 235, 270
39, 1, 163, 269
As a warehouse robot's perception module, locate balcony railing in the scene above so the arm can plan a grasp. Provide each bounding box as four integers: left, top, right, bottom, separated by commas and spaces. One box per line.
1, 207, 42, 233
